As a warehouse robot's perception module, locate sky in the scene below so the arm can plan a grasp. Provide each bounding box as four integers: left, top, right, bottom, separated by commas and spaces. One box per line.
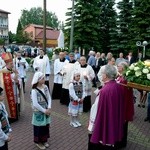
1, 0, 120, 34
1, 0, 72, 33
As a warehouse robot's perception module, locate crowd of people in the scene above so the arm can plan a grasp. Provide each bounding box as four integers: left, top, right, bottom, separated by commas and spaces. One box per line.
0, 47, 149, 150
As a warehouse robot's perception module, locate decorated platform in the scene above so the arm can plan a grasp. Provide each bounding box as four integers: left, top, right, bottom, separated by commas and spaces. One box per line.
127, 82, 150, 92
124, 60, 150, 91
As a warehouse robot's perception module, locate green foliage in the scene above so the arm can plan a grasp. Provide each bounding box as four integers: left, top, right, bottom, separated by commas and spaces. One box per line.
64, 0, 150, 56
128, 0, 150, 56
65, 0, 119, 53
15, 20, 31, 44
99, 0, 118, 53
20, 7, 60, 29
0, 38, 5, 45
8, 31, 16, 43
65, 0, 102, 51
47, 51, 53, 60
117, 0, 133, 54
16, 20, 23, 34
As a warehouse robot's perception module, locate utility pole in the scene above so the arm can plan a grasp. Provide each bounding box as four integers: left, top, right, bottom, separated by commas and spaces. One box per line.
43, 0, 47, 52
69, 0, 75, 52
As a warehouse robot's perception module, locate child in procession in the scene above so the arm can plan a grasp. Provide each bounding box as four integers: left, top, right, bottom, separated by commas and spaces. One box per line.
31, 72, 51, 150
68, 71, 86, 128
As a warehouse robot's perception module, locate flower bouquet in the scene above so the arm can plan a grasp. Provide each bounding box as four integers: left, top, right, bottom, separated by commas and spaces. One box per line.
125, 60, 150, 91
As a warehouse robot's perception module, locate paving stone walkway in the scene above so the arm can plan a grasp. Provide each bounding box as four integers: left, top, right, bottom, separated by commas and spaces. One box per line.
8, 71, 150, 150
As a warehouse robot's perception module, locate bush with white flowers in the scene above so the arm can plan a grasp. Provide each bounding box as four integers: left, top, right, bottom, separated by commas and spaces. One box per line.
125, 60, 150, 86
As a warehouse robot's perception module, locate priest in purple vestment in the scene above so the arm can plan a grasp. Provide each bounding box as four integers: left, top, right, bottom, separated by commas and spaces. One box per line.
89, 64, 125, 150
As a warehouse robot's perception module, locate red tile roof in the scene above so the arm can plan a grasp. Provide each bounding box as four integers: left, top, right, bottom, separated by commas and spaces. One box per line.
36, 30, 60, 40
25, 24, 54, 30
0, 9, 10, 14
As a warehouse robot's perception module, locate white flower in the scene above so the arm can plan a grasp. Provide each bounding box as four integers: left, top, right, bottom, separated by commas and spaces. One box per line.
129, 64, 134, 70
126, 70, 130, 76
147, 74, 150, 80
135, 71, 142, 77
134, 66, 140, 71
142, 68, 149, 74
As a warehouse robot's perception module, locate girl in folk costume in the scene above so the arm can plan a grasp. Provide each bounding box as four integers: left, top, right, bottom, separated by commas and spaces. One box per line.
0, 87, 12, 150
68, 71, 86, 128
31, 72, 52, 150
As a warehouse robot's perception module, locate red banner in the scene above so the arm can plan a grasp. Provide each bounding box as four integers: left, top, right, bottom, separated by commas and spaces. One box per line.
3, 73, 16, 118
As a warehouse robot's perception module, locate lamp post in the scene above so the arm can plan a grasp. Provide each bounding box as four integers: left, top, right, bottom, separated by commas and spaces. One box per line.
142, 41, 148, 59
43, 0, 47, 53
69, 0, 75, 52
136, 41, 148, 59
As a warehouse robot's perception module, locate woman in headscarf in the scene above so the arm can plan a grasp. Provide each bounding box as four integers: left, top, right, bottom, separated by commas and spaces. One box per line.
31, 71, 52, 150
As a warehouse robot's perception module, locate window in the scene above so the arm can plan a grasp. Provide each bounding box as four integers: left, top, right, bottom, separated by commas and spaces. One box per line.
0, 30, 3, 35
1, 18, 3, 24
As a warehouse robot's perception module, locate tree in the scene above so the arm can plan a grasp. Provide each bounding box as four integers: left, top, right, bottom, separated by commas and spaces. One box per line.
20, 7, 60, 29
65, 0, 101, 53
117, 0, 133, 55
0, 38, 5, 45
99, 0, 118, 54
8, 31, 16, 43
129, 0, 150, 55
15, 20, 30, 43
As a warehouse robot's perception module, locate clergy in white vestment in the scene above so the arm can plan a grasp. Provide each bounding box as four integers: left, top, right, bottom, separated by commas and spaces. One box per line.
33, 49, 51, 89
76, 56, 95, 112
60, 53, 79, 106
13, 51, 29, 93
52, 52, 69, 99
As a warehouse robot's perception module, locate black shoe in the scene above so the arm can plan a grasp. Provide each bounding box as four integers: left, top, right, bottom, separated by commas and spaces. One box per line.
138, 104, 141, 107
142, 105, 145, 108
144, 117, 150, 122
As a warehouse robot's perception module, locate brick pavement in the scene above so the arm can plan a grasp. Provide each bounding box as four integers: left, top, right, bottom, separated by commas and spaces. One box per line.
8, 71, 150, 150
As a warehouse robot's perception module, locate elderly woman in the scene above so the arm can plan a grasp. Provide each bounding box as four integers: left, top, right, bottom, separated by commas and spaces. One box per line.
89, 65, 125, 150
116, 62, 134, 148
